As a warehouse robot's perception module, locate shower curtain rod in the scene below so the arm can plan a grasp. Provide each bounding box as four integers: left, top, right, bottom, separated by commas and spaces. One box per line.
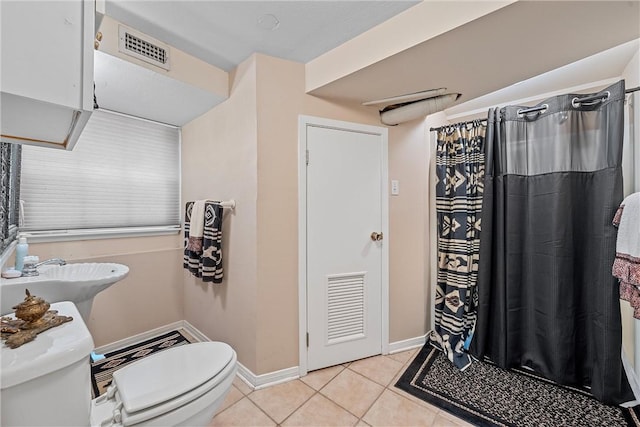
429, 86, 640, 132
429, 118, 487, 132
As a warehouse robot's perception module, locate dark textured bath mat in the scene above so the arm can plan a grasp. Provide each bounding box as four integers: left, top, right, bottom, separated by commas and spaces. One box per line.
90, 329, 196, 398
395, 344, 640, 427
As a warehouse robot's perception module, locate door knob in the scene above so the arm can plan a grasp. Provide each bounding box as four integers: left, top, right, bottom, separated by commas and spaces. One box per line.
370, 232, 383, 241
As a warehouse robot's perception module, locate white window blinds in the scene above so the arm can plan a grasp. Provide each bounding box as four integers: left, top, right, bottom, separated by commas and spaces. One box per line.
20, 110, 180, 233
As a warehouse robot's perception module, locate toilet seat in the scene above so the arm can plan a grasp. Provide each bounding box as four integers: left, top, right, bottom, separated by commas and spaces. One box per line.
92, 342, 236, 426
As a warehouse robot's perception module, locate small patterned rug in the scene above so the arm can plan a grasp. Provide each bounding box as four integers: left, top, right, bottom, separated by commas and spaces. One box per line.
395, 344, 640, 427
91, 329, 196, 398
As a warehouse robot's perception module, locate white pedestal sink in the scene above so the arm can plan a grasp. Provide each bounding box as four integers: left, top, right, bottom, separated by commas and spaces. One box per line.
0, 263, 129, 321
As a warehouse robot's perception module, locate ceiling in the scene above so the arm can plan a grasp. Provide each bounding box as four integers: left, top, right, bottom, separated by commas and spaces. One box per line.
310, 1, 640, 107
100, 1, 640, 122
103, 1, 420, 71
445, 39, 640, 120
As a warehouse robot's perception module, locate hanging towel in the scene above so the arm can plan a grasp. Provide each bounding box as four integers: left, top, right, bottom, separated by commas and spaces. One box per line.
186, 200, 206, 252
183, 201, 224, 283
613, 192, 640, 318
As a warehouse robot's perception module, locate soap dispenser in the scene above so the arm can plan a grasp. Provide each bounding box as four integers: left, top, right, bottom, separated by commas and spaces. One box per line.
15, 236, 29, 272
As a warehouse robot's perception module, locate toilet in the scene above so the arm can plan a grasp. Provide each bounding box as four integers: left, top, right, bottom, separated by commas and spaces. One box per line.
1, 301, 237, 426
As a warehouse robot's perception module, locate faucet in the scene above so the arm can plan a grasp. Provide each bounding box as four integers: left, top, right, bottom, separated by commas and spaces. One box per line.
21, 258, 66, 277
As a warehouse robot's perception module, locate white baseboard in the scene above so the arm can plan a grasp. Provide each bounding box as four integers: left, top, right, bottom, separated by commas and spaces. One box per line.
234, 335, 428, 390
388, 334, 427, 354
237, 362, 299, 391
180, 321, 212, 343
93, 320, 209, 354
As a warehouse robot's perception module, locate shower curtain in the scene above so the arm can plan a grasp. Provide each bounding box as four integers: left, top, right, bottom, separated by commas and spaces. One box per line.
429, 121, 485, 370
470, 80, 633, 404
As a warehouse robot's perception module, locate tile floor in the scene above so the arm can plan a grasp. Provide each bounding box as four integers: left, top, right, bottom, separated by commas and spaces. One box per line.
210, 348, 474, 427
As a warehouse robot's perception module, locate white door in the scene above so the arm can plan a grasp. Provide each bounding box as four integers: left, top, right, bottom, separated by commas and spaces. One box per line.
304, 119, 388, 371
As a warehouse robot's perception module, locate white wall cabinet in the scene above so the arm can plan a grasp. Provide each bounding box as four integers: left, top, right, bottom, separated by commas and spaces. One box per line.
1, 0, 94, 150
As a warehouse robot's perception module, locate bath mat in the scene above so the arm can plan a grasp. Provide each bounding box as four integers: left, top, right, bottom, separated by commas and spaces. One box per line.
395, 344, 640, 427
90, 329, 197, 398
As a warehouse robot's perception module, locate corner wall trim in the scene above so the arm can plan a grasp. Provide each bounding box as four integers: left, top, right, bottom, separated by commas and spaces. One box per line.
236, 362, 300, 391
388, 334, 428, 354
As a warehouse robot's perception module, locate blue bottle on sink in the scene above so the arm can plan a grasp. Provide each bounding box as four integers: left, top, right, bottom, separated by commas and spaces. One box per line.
15, 237, 29, 272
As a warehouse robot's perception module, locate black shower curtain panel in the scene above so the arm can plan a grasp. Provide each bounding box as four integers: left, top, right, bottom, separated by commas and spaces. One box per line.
430, 122, 485, 370
470, 80, 633, 404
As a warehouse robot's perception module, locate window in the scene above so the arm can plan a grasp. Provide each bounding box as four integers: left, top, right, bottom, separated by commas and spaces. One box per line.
20, 110, 180, 239
0, 142, 21, 252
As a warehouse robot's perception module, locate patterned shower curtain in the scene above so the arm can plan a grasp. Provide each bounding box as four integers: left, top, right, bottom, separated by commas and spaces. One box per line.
429, 121, 485, 370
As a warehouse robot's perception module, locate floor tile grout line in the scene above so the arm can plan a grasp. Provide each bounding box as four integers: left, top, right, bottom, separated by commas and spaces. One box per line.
317, 380, 385, 422
281, 365, 385, 426
320, 358, 404, 424
304, 364, 346, 394
352, 380, 388, 425
241, 365, 346, 426
321, 354, 410, 422
358, 349, 435, 426
217, 348, 427, 427
276, 383, 322, 426
246, 394, 280, 426
343, 363, 393, 391
213, 386, 279, 426
345, 366, 400, 388
345, 359, 406, 389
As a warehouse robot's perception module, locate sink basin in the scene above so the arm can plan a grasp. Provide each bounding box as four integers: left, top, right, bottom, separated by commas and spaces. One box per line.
0, 263, 129, 321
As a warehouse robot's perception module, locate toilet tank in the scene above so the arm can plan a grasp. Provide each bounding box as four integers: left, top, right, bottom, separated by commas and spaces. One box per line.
1, 301, 94, 426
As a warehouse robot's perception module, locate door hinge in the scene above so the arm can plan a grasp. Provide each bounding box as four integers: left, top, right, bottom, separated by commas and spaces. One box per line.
305, 149, 309, 166
306, 332, 309, 347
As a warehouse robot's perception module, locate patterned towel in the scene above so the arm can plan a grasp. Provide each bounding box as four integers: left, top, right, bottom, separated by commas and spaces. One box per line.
183, 201, 224, 283
613, 193, 640, 317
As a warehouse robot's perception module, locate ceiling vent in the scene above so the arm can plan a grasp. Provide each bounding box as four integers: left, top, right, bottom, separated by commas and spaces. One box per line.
118, 25, 170, 71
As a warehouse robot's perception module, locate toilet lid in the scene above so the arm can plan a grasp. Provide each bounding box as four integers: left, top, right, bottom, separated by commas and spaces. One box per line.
112, 341, 234, 414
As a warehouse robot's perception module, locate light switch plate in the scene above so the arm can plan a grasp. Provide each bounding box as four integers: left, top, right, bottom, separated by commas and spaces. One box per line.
391, 180, 400, 195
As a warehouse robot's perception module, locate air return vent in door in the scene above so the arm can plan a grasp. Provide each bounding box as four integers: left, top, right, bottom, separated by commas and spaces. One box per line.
118, 25, 170, 70
326, 272, 366, 344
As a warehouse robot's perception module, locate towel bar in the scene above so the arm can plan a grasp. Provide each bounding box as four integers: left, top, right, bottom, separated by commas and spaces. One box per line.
217, 200, 236, 210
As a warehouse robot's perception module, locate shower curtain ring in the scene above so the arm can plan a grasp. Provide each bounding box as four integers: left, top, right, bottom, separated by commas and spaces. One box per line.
517, 104, 548, 116
572, 91, 610, 108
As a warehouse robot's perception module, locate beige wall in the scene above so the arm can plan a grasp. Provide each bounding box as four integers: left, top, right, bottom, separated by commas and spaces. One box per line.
387, 121, 431, 341
181, 57, 260, 372
305, 1, 514, 92
181, 53, 432, 375
254, 55, 303, 374
26, 234, 183, 347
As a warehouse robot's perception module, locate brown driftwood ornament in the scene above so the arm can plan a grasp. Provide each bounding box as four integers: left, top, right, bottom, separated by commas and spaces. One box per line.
1, 289, 73, 349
